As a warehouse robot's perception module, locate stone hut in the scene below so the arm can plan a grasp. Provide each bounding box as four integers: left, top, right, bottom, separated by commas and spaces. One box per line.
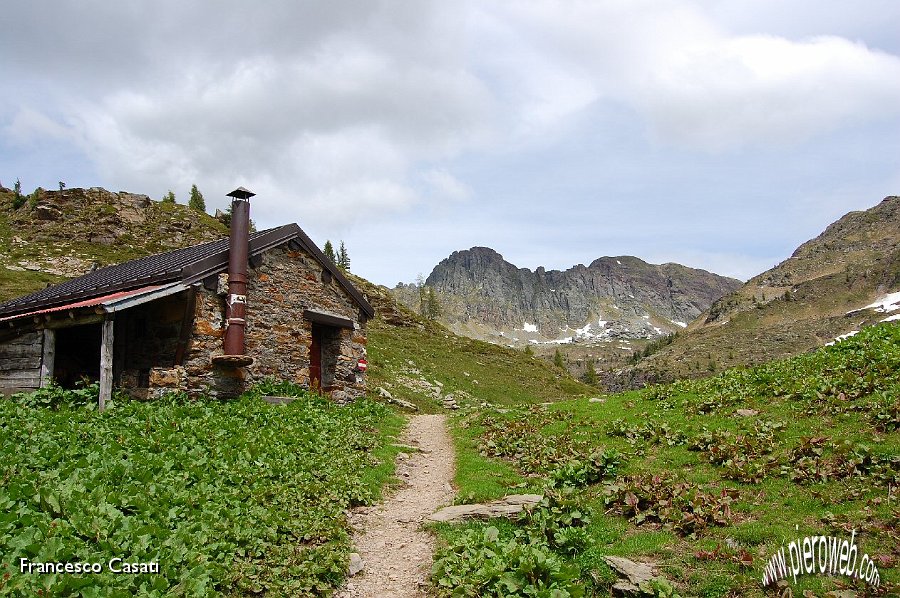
0, 193, 373, 404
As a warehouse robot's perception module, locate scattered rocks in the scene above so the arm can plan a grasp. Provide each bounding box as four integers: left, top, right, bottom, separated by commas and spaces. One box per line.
11, 255, 94, 278
603, 556, 659, 596
392, 443, 430, 454
393, 371, 466, 410
375, 387, 419, 411
428, 494, 543, 523
736, 408, 759, 417
33, 203, 63, 221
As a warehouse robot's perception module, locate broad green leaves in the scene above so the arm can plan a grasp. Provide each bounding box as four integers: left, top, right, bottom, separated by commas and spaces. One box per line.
0, 388, 394, 596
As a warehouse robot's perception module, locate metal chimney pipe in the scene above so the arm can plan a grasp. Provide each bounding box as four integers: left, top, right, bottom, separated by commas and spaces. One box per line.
220, 186, 254, 364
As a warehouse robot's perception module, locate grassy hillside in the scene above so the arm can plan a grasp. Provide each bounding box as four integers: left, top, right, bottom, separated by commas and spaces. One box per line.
350, 274, 597, 414
0, 186, 227, 302
626, 196, 900, 385
433, 321, 899, 597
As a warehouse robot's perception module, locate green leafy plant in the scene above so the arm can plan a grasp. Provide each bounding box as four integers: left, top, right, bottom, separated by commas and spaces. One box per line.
0, 385, 399, 596
605, 419, 686, 447
11, 380, 100, 410
432, 525, 586, 597
639, 577, 682, 597
550, 450, 621, 488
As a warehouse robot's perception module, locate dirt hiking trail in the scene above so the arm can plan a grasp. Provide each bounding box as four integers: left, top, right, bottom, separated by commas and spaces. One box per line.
336, 414, 455, 598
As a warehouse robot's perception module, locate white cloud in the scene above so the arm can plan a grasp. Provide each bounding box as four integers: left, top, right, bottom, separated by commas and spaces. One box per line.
1, 1, 898, 286
421, 169, 473, 203
639, 34, 900, 149
5, 107, 73, 144
489, 1, 900, 151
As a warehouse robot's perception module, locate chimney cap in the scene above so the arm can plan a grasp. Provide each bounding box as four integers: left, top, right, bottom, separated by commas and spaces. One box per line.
227, 186, 255, 200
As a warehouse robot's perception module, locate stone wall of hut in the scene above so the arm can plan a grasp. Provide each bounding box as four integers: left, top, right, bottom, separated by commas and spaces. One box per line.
147, 242, 368, 401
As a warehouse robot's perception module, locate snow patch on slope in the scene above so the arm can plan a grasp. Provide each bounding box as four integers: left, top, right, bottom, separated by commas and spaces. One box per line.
826, 330, 860, 346
864, 291, 900, 313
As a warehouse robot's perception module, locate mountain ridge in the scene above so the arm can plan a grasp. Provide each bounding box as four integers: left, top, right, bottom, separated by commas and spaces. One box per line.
393, 246, 741, 347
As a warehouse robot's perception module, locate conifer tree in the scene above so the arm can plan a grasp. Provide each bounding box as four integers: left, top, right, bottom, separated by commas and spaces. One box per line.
188, 184, 206, 212
12, 179, 24, 209
553, 348, 565, 369
162, 190, 176, 204
337, 241, 350, 271
323, 240, 336, 263
583, 359, 598, 385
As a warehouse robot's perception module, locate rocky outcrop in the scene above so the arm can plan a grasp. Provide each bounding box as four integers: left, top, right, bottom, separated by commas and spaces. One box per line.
1, 187, 228, 294
396, 247, 740, 343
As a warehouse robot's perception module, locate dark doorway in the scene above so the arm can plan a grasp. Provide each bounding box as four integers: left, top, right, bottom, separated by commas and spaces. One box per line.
54, 323, 102, 388
310, 324, 323, 392
309, 323, 341, 394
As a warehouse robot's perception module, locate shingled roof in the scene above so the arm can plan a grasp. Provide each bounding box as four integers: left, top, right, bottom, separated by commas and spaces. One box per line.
0, 224, 374, 320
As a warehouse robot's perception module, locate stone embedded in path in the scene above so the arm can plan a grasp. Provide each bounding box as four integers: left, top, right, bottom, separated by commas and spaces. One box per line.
427, 494, 543, 523
348, 553, 364, 577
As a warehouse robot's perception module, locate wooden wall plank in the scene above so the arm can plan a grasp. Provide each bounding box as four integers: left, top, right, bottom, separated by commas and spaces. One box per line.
99, 319, 114, 412
1, 385, 41, 396
0, 370, 42, 382
0, 357, 42, 372
0, 344, 43, 359
40, 329, 55, 388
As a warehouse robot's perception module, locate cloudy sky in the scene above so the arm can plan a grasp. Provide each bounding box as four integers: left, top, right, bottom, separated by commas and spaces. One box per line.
3, 1, 899, 286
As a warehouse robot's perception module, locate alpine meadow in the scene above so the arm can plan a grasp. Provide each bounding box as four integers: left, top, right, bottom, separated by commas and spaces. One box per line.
3, 2, 900, 596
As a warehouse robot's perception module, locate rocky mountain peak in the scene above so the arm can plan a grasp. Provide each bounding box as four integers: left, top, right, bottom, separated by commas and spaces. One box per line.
400, 247, 741, 347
